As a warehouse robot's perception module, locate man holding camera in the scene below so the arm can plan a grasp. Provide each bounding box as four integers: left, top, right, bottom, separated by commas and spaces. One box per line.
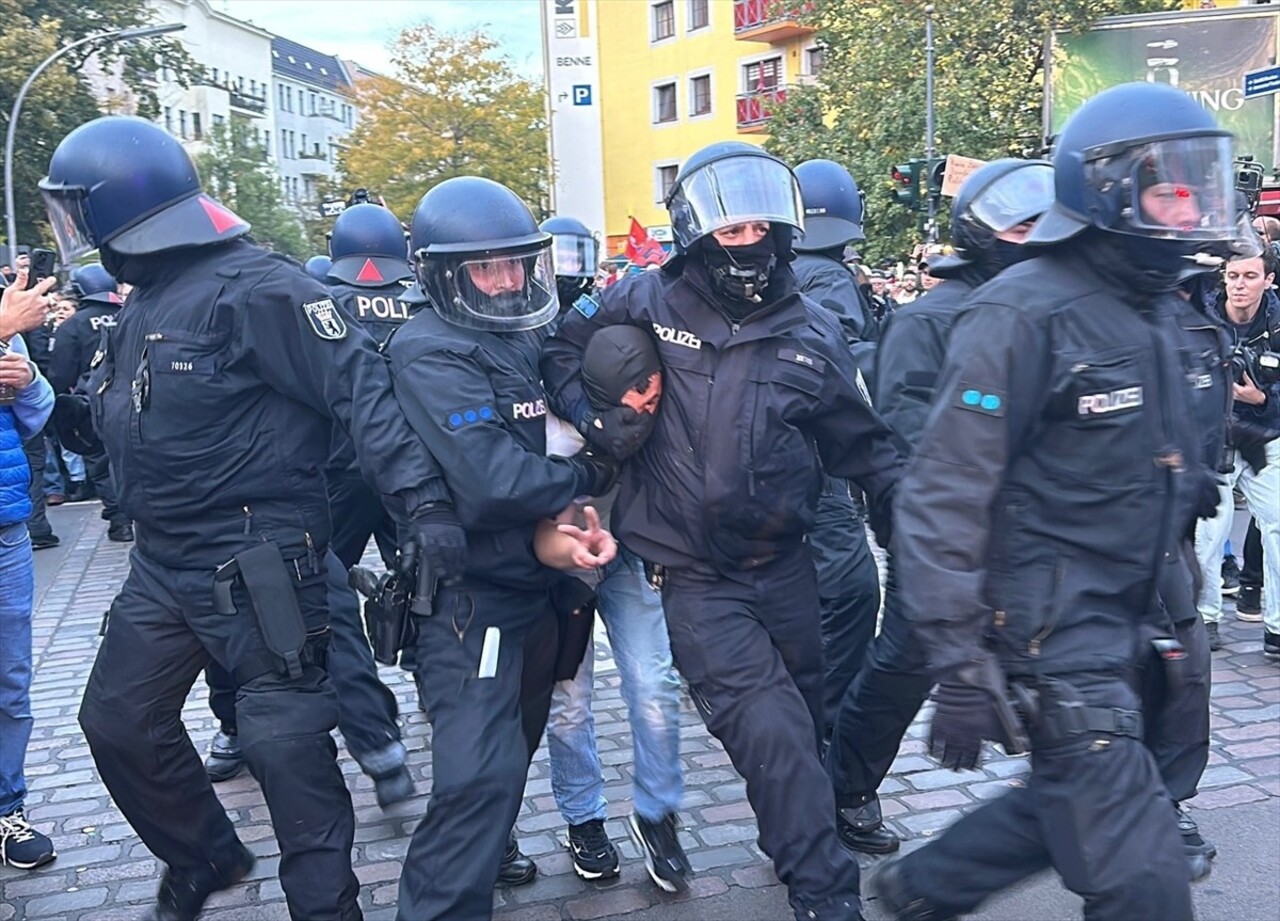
1195, 248, 1280, 656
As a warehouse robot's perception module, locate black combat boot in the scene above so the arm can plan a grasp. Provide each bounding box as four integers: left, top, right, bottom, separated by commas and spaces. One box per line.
147, 841, 255, 921
837, 794, 900, 855
495, 833, 537, 887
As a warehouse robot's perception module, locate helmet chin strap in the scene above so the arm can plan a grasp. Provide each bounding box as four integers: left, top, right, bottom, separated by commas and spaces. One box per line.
705, 237, 777, 304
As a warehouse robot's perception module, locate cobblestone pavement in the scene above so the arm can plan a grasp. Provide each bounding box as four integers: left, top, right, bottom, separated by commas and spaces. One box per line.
3, 507, 1278, 920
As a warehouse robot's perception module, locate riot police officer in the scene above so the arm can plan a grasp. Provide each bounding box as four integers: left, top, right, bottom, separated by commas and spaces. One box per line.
825, 158, 1054, 854
540, 215, 599, 314
870, 82, 1237, 920
304, 254, 332, 282
42, 116, 458, 921
47, 263, 134, 542
387, 176, 615, 920
789, 161, 885, 803
543, 142, 904, 921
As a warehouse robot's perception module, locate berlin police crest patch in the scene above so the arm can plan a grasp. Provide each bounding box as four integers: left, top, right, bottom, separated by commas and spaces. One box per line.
303, 297, 347, 340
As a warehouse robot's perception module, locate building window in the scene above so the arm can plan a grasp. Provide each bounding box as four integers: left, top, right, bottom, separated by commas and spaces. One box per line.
690, 74, 711, 116
278, 84, 285, 109
656, 163, 679, 203
249, 79, 257, 97
164, 106, 173, 134
309, 92, 317, 115
687, 0, 709, 31
178, 110, 188, 139
263, 129, 270, 153
285, 86, 293, 112
192, 112, 202, 140
213, 114, 225, 129
653, 82, 677, 123
652, 1, 675, 42
744, 56, 783, 92
805, 46, 824, 77
211, 67, 219, 84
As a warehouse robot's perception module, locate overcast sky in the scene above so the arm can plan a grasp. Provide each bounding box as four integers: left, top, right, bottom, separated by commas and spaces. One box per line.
220, 0, 543, 77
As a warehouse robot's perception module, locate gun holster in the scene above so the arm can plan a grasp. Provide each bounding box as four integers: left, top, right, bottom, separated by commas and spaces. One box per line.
550, 575, 597, 682
214, 542, 310, 680
349, 565, 416, 667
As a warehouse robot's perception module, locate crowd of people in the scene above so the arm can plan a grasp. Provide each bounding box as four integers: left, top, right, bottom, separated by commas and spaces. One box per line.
0, 78, 1276, 921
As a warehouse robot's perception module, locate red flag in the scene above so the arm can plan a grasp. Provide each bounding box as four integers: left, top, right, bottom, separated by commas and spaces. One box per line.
624, 217, 666, 268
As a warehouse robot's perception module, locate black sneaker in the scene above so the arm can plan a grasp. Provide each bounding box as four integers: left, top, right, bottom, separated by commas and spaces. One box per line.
108, 522, 135, 543
1206, 622, 1223, 652
836, 794, 900, 855
566, 818, 620, 880
1176, 803, 1217, 861
1237, 584, 1262, 618
148, 841, 254, 921
0, 808, 56, 869
30, 533, 59, 551
628, 812, 691, 893
1264, 629, 1280, 659
495, 834, 537, 888
1221, 556, 1241, 596
204, 730, 245, 783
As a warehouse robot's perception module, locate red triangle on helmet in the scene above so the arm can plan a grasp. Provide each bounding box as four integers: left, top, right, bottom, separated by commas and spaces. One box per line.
199, 196, 243, 234
356, 258, 384, 283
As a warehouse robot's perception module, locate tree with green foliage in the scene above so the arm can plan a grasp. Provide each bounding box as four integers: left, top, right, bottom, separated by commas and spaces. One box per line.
195, 120, 307, 259
767, 0, 1176, 261
339, 24, 549, 221
0, 0, 196, 249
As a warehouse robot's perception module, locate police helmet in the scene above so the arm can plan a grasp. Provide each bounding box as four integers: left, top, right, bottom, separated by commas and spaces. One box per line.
665, 141, 804, 254
409, 177, 558, 332
1026, 83, 1236, 247
327, 203, 412, 286
928, 159, 1054, 277
303, 255, 333, 282
39, 116, 248, 262
793, 159, 865, 250
540, 216, 598, 280
68, 263, 120, 305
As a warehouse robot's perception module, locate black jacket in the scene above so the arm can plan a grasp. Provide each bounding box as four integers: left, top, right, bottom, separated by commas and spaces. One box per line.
542, 265, 904, 572
50, 299, 123, 394
895, 247, 1199, 681
1213, 287, 1280, 435
386, 309, 589, 592
88, 239, 445, 568
791, 253, 879, 344
25, 321, 55, 377
872, 266, 989, 450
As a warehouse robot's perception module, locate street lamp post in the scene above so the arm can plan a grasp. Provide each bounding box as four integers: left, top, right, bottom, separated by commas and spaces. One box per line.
924, 3, 938, 243
5, 22, 185, 262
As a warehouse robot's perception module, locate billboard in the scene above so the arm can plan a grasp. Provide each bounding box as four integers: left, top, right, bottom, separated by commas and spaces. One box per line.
1050, 9, 1279, 169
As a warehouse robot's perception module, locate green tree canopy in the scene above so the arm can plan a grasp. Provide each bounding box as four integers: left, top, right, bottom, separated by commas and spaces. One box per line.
767, 0, 1176, 261
339, 24, 549, 222
195, 120, 307, 259
0, 0, 195, 250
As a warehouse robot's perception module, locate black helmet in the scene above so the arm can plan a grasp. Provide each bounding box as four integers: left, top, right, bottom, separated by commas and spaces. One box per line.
68, 263, 120, 305
39, 116, 248, 261
793, 159, 865, 250
665, 141, 803, 253
327, 203, 411, 286
1027, 83, 1235, 247
539, 216, 598, 280
409, 177, 557, 331
303, 255, 332, 282
929, 158, 1054, 277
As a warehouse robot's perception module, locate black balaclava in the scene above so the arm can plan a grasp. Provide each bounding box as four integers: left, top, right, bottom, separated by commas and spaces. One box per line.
582, 325, 661, 408
988, 238, 1040, 275
699, 233, 777, 307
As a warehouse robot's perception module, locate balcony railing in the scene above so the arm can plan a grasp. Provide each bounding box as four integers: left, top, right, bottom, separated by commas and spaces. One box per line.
733, 0, 817, 42
229, 89, 268, 115
735, 84, 789, 132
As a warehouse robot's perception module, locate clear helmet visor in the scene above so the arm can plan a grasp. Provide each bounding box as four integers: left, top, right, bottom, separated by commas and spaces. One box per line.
968, 164, 1056, 232
40, 186, 97, 263
1093, 136, 1236, 241
425, 245, 559, 332
668, 157, 804, 249
551, 233, 598, 279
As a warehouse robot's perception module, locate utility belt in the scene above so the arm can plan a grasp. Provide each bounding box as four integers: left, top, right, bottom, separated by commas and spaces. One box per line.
1016, 676, 1144, 746
213, 541, 328, 683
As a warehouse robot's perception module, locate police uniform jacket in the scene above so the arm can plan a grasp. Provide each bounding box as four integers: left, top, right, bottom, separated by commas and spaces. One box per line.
895, 245, 1200, 681
88, 239, 446, 569
50, 299, 122, 394
25, 321, 55, 378
541, 265, 904, 573
791, 253, 879, 343
386, 308, 590, 593
872, 266, 987, 450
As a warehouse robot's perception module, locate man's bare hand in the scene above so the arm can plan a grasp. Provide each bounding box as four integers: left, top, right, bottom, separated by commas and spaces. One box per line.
0, 352, 35, 391
1233, 372, 1267, 407
0, 269, 57, 339
556, 505, 617, 569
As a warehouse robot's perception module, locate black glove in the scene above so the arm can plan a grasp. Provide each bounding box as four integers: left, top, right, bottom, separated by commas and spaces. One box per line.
577, 405, 656, 460
568, 451, 620, 497
52, 393, 102, 456
928, 681, 1005, 771
409, 503, 467, 583
1192, 469, 1224, 521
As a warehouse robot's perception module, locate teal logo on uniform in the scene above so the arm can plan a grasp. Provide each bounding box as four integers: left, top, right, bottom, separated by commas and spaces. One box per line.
573, 294, 600, 318
954, 383, 1005, 417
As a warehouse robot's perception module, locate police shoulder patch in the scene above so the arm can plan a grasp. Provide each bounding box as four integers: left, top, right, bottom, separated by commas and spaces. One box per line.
302, 297, 347, 340
573, 294, 600, 318
952, 381, 1006, 417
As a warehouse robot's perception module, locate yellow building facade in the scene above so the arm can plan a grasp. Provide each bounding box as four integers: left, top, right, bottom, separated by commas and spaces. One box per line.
590, 0, 820, 255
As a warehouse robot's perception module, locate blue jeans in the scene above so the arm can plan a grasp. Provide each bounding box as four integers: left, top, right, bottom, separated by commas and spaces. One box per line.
546, 545, 683, 825
0, 522, 35, 815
